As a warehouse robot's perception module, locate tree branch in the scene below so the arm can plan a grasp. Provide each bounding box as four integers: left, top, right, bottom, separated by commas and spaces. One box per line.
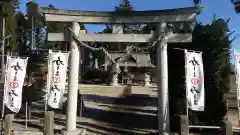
0, 34, 11, 43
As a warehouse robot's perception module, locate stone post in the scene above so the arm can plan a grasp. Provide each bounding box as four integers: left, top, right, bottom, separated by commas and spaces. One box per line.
62, 22, 82, 135
112, 24, 123, 34
221, 120, 233, 135
156, 22, 170, 135
44, 111, 54, 135
4, 114, 14, 135
180, 115, 189, 135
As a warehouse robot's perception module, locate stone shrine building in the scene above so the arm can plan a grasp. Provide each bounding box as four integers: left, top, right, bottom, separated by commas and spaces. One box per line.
103, 52, 155, 86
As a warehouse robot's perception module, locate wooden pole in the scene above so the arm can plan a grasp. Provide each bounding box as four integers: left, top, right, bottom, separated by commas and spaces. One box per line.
25, 102, 28, 129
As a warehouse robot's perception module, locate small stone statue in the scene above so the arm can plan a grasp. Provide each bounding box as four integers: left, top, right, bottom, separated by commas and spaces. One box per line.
111, 63, 120, 86
145, 72, 151, 86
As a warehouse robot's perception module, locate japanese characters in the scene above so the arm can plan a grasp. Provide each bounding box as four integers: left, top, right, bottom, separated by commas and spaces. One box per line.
185, 50, 205, 111
4, 56, 28, 113
47, 50, 69, 109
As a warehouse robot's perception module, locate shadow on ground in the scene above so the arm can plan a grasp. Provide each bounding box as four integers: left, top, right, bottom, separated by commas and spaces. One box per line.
28, 94, 158, 134
76, 94, 158, 130
81, 94, 157, 107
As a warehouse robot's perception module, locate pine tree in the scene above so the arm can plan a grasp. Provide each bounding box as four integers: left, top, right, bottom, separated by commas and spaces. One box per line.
115, 0, 133, 12
168, 18, 232, 129
115, 0, 141, 34
231, 0, 240, 13
102, 0, 141, 35
193, 0, 239, 14
193, 19, 231, 125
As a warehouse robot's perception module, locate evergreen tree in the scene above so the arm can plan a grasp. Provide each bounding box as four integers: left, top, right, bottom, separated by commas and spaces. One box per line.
192, 19, 231, 125
0, 0, 20, 52
168, 18, 232, 131
194, 0, 240, 13
231, 0, 240, 13
114, 0, 142, 34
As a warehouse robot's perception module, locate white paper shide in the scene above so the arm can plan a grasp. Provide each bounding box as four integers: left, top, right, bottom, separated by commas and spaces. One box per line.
47, 51, 69, 109
185, 50, 205, 111
4, 56, 28, 113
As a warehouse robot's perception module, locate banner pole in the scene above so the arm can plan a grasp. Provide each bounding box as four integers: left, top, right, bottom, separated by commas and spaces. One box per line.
45, 49, 52, 112
1, 56, 9, 119
184, 49, 189, 117
1, 55, 9, 135
25, 101, 28, 129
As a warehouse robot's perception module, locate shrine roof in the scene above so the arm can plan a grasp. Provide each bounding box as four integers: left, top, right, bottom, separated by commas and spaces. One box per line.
104, 52, 155, 67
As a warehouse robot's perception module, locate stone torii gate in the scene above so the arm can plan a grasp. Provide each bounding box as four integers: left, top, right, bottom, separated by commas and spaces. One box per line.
30, 4, 199, 135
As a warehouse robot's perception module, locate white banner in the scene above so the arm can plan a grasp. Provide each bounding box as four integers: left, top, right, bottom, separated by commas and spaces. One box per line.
47, 50, 69, 109
185, 50, 205, 111
234, 52, 240, 101
4, 56, 28, 113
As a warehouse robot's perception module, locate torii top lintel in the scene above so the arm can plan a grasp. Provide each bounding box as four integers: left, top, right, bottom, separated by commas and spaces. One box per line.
38, 6, 200, 24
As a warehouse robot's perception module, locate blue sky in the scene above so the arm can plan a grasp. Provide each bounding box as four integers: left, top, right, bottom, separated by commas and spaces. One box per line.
20, 0, 240, 51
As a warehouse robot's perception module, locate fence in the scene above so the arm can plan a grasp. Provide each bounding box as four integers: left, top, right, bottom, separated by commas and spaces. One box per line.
180, 115, 233, 135
3, 111, 54, 135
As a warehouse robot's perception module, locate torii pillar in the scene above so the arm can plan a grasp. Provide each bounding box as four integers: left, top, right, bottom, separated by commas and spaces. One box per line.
156, 22, 170, 135
61, 22, 84, 135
